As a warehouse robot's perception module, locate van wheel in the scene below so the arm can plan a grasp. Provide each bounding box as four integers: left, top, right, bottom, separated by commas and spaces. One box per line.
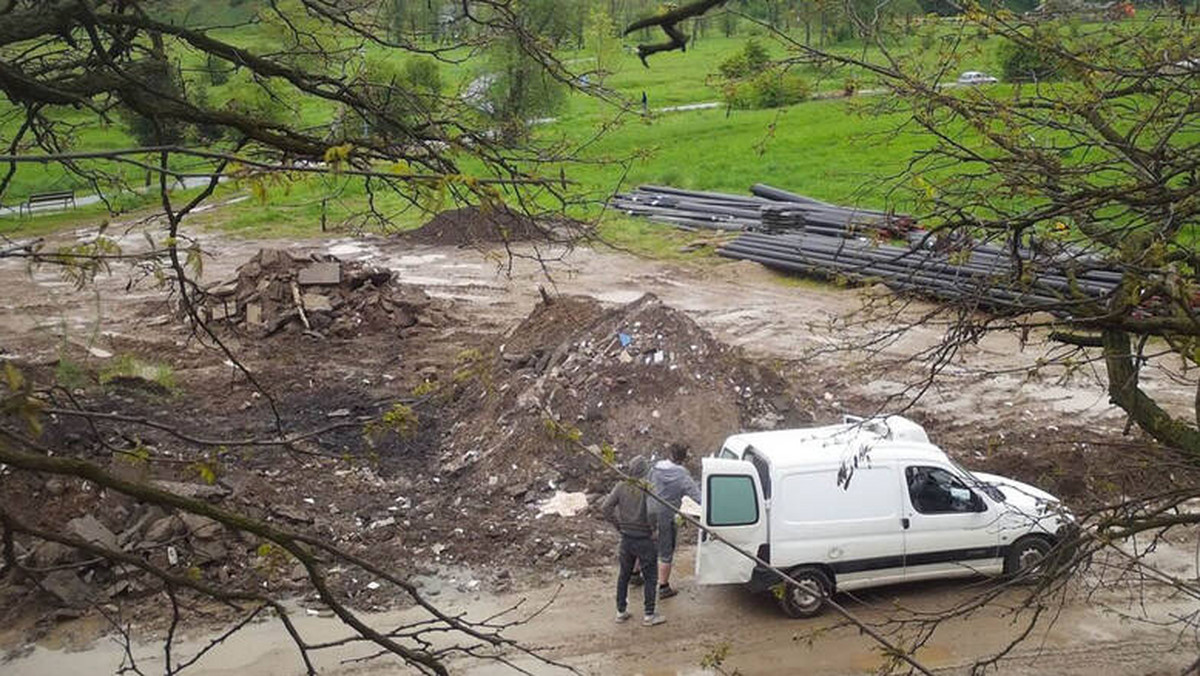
1005, 536, 1052, 580
777, 567, 832, 619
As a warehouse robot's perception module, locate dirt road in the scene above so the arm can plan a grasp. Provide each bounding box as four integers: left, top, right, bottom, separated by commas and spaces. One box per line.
7, 542, 1196, 675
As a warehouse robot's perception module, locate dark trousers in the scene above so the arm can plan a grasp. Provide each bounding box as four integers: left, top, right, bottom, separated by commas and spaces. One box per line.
617, 533, 658, 615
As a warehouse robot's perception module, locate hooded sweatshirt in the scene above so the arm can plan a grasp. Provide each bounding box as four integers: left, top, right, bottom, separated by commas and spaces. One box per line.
602, 456, 655, 538
648, 459, 701, 517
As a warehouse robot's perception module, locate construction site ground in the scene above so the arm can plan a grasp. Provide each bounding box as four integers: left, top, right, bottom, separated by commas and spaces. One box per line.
1, 212, 1197, 675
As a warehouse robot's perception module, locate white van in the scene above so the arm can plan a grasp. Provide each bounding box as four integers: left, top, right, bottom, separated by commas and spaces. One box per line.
696, 416, 1072, 617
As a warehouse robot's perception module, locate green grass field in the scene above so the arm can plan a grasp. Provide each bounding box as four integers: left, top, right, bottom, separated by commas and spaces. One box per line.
0, 20, 1100, 253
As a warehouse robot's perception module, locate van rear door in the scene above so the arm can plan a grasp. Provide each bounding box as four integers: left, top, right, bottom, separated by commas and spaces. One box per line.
696, 457, 768, 585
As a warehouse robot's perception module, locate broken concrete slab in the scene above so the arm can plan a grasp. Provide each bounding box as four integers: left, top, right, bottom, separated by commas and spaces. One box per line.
143, 515, 184, 544
67, 515, 118, 552
179, 513, 223, 539
302, 292, 333, 312
298, 262, 341, 286
41, 570, 99, 608
245, 302, 263, 326
151, 480, 230, 502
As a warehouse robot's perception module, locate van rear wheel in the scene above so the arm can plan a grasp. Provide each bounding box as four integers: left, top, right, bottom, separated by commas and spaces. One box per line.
1005, 536, 1052, 581
777, 567, 832, 619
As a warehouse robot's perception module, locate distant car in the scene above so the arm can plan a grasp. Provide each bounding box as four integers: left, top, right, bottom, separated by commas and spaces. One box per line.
957, 71, 999, 85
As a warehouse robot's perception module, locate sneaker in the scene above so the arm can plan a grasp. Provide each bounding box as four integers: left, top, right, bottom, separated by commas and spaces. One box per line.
657, 585, 678, 600
642, 613, 666, 627
615, 611, 631, 623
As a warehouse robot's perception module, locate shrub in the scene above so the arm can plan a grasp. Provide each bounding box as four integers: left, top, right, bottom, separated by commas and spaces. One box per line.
998, 37, 1061, 81
723, 71, 811, 110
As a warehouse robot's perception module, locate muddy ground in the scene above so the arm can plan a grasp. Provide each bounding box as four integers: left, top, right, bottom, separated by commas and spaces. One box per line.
1, 207, 1198, 674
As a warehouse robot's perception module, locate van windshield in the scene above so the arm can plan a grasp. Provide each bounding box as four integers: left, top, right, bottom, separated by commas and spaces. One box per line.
948, 459, 1006, 502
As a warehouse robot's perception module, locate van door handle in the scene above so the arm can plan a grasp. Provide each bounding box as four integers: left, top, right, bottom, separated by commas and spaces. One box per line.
901, 518, 910, 530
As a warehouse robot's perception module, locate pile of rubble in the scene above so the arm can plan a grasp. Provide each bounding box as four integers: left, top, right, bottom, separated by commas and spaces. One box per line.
203, 249, 446, 339
436, 293, 807, 495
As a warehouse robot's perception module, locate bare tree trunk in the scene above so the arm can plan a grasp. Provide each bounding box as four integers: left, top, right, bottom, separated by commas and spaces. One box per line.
1103, 328, 1200, 458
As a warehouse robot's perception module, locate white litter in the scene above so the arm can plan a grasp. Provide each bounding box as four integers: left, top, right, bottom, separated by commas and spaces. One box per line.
537, 490, 588, 517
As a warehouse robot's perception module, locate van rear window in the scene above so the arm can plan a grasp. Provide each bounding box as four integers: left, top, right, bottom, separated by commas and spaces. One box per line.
707, 475, 759, 527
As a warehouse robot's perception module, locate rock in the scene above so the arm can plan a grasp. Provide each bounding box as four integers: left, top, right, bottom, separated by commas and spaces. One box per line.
272, 505, 313, 524
41, 570, 98, 609
143, 516, 184, 544
87, 346, 113, 359
67, 515, 118, 552
44, 478, 66, 496
179, 513, 223, 539
152, 480, 230, 502
302, 292, 333, 312
117, 507, 162, 547
245, 302, 263, 326
29, 541, 80, 568
190, 538, 228, 563
298, 262, 341, 286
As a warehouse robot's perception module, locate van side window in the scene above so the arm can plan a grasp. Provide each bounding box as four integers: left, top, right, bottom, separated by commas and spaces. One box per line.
906, 466, 979, 514
707, 475, 759, 527
744, 448, 772, 499
717, 447, 738, 459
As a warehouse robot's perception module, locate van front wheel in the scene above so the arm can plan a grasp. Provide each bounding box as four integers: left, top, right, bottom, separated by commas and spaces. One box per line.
777, 567, 832, 619
1005, 536, 1052, 580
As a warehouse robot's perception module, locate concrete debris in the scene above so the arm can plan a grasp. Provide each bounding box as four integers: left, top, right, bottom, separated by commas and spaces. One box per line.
40, 570, 98, 609
202, 249, 445, 339
66, 515, 118, 552
537, 491, 588, 517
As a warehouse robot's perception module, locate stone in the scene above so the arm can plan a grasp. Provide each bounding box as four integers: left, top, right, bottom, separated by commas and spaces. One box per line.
190, 538, 228, 563
41, 570, 98, 609
87, 346, 113, 359
245, 302, 263, 326
152, 480, 230, 502
29, 541, 79, 568
143, 516, 184, 544
67, 515, 118, 552
302, 293, 333, 312
297, 262, 341, 286
179, 513, 223, 539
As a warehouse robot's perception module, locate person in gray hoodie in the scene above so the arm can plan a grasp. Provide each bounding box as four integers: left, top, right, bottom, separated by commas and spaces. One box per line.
648, 443, 701, 599
601, 455, 665, 626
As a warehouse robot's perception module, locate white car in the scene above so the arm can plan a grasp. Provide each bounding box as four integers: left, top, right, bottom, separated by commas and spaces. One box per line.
957, 71, 999, 85
697, 416, 1073, 617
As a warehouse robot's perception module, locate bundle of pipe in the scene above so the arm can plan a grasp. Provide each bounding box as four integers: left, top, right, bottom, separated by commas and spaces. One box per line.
718, 231, 1120, 313
610, 184, 916, 237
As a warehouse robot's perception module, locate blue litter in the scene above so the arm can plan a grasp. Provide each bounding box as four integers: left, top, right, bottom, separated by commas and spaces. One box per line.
618, 332, 632, 347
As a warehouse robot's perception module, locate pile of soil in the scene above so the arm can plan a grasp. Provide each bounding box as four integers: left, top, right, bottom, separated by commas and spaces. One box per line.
202, 249, 448, 339
434, 293, 810, 496
404, 206, 552, 246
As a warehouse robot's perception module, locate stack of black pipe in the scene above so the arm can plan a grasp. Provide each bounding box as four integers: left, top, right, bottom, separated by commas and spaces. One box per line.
611, 182, 1121, 311
718, 231, 1120, 312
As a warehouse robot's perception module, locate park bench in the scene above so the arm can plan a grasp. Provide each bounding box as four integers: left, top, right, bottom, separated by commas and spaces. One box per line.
19, 190, 76, 216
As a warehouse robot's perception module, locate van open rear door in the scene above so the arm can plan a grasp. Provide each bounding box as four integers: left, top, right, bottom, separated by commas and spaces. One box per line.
696, 457, 768, 584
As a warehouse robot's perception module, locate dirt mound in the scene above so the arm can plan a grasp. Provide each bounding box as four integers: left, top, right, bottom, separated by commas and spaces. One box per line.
435, 293, 809, 497
202, 249, 448, 339
404, 206, 552, 246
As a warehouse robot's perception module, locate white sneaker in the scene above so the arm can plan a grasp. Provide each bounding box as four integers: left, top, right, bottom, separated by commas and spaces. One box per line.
642, 613, 666, 627
615, 611, 631, 623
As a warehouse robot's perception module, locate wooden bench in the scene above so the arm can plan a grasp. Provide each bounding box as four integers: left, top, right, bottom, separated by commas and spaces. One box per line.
19, 190, 76, 216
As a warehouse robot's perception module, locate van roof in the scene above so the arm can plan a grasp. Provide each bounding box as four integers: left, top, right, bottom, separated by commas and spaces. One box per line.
720, 416, 950, 470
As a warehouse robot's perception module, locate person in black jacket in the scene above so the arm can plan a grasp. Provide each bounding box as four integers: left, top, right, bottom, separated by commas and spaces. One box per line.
602, 455, 666, 626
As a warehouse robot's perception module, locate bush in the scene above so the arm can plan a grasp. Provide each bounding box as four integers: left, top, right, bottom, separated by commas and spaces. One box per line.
723, 70, 811, 110
718, 39, 770, 79
998, 37, 1061, 82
